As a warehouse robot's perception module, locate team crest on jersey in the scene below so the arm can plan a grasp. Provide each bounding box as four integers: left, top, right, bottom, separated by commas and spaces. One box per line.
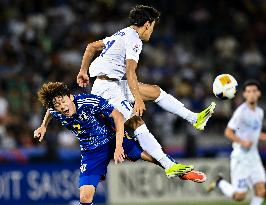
79, 111, 88, 120
133, 44, 140, 53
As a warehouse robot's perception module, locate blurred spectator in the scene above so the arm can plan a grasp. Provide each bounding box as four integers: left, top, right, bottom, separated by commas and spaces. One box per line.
240, 42, 264, 78
0, 0, 265, 160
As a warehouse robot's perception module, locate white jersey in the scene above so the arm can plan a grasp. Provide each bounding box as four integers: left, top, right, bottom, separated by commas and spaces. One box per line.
227, 103, 264, 162
89, 27, 143, 80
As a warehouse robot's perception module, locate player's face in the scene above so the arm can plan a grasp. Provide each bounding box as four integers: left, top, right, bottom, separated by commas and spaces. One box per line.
243, 85, 261, 105
142, 21, 155, 41
52, 95, 76, 116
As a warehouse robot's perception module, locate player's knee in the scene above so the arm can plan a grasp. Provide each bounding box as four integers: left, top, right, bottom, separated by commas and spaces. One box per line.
80, 186, 94, 203
233, 192, 246, 201
255, 188, 266, 198
150, 85, 161, 100
80, 192, 94, 203
139, 84, 161, 101
125, 116, 144, 130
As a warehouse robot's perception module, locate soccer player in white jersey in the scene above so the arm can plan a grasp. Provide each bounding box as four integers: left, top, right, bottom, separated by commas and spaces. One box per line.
76, 5, 215, 178
207, 80, 266, 205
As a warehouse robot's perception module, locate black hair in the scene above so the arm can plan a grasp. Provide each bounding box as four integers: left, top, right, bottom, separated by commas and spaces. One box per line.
243, 79, 261, 91
129, 5, 160, 27
38, 82, 71, 109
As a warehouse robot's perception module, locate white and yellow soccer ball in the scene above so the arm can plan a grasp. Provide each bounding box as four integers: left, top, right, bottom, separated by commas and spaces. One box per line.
213, 74, 238, 100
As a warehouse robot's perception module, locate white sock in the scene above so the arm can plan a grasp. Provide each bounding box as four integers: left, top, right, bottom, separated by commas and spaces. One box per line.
134, 124, 174, 169
217, 179, 235, 198
154, 89, 197, 124
250, 196, 264, 205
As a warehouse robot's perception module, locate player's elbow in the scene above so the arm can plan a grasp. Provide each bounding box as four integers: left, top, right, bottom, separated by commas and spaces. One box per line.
85, 43, 97, 53
86, 41, 104, 53
224, 127, 232, 139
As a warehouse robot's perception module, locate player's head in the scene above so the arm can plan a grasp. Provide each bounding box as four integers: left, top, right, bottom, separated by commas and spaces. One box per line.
38, 82, 76, 116
242, 80, 261, 105
129, 5, 160, 41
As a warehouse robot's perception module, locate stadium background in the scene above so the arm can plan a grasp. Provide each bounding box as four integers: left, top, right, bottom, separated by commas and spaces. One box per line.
0, 0, 266, 204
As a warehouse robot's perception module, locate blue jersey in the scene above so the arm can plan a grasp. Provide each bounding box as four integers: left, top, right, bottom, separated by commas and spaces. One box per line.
49, 94, 115, 151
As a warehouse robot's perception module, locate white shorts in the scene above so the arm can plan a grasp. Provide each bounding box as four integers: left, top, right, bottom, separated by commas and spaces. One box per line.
91, 79, 134, 121
230, 157, 266, 192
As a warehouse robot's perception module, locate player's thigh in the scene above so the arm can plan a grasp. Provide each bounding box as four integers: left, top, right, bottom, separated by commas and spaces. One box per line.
120, 80, 161, 102
80, 185, 96, 203
138, 83, 161, 101
92, 79, 134, 121
230, 159, 249, 193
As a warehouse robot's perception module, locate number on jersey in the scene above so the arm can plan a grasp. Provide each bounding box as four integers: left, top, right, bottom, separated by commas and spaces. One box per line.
101, 40, 115, 57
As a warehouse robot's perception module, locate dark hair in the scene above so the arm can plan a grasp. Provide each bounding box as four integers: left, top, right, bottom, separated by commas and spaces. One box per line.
243, 79, 261, 91
129, 5, 160, 27
37, 82, 71, 109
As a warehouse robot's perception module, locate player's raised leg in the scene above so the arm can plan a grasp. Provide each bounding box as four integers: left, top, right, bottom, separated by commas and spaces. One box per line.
80, 185, 95, 205
138, 83, 216, 130
91, 79, 193, 177
123, 135, 205, 183
207, 174, 247, 201
126, 116, 193, 177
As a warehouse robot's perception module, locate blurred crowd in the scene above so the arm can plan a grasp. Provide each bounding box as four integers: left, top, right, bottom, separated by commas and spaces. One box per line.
0, 0, 266, 160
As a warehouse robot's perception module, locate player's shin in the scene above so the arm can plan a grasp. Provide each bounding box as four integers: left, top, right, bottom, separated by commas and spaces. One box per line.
154, 89, 197, 124
134, 124, 174, 169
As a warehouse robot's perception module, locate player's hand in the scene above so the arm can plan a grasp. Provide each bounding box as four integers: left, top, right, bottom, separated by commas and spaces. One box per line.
114, 146, 125, 164
134, 97, 146, 117
77, 70, 89, 87
240, 140, 252, 149
33, 126, 46, 142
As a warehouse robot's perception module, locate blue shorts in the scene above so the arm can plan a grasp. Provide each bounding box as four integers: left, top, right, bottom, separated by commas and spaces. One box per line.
79, 137, 142, 188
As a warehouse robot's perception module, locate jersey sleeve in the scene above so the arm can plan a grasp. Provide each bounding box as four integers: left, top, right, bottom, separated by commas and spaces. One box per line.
48, 108, 57, 118
125, 35, 143, 62
227, 108, 242, 130
48, 108, 65, 122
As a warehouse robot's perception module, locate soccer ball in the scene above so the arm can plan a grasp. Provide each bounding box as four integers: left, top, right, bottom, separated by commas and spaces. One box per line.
213, 74, 238, 100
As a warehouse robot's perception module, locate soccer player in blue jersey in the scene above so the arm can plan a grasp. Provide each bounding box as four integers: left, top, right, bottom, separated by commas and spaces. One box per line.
34, 82, 206, 205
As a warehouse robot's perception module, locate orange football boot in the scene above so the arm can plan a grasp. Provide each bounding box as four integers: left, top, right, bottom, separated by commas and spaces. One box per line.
179, 170, 207, 183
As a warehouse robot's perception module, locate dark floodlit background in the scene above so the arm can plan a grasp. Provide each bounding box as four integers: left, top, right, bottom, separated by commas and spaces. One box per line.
0, 0, 266, 205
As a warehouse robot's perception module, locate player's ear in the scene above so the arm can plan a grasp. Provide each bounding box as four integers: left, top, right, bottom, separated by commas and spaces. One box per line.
258, 90, 261, 98
144, 21, 150, 30
242, 91, 247, 99
70, 94, 74, 101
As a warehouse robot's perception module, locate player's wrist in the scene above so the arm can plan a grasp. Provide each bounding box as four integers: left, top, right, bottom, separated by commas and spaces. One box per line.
79, 67, 88, 73
135, 95, 143, 102
40, 124, 47, 129
115, 142, 123, 149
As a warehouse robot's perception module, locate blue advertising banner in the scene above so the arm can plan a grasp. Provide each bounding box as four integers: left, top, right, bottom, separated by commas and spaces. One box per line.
0, 162, 107, 205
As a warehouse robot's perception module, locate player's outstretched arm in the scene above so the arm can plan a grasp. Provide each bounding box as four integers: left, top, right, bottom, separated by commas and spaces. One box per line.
110, 109, 126, 164
77, 40, 105, 87
126, 59, 146, 116
225, 127, 252, 149
33, 110, 52, 142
